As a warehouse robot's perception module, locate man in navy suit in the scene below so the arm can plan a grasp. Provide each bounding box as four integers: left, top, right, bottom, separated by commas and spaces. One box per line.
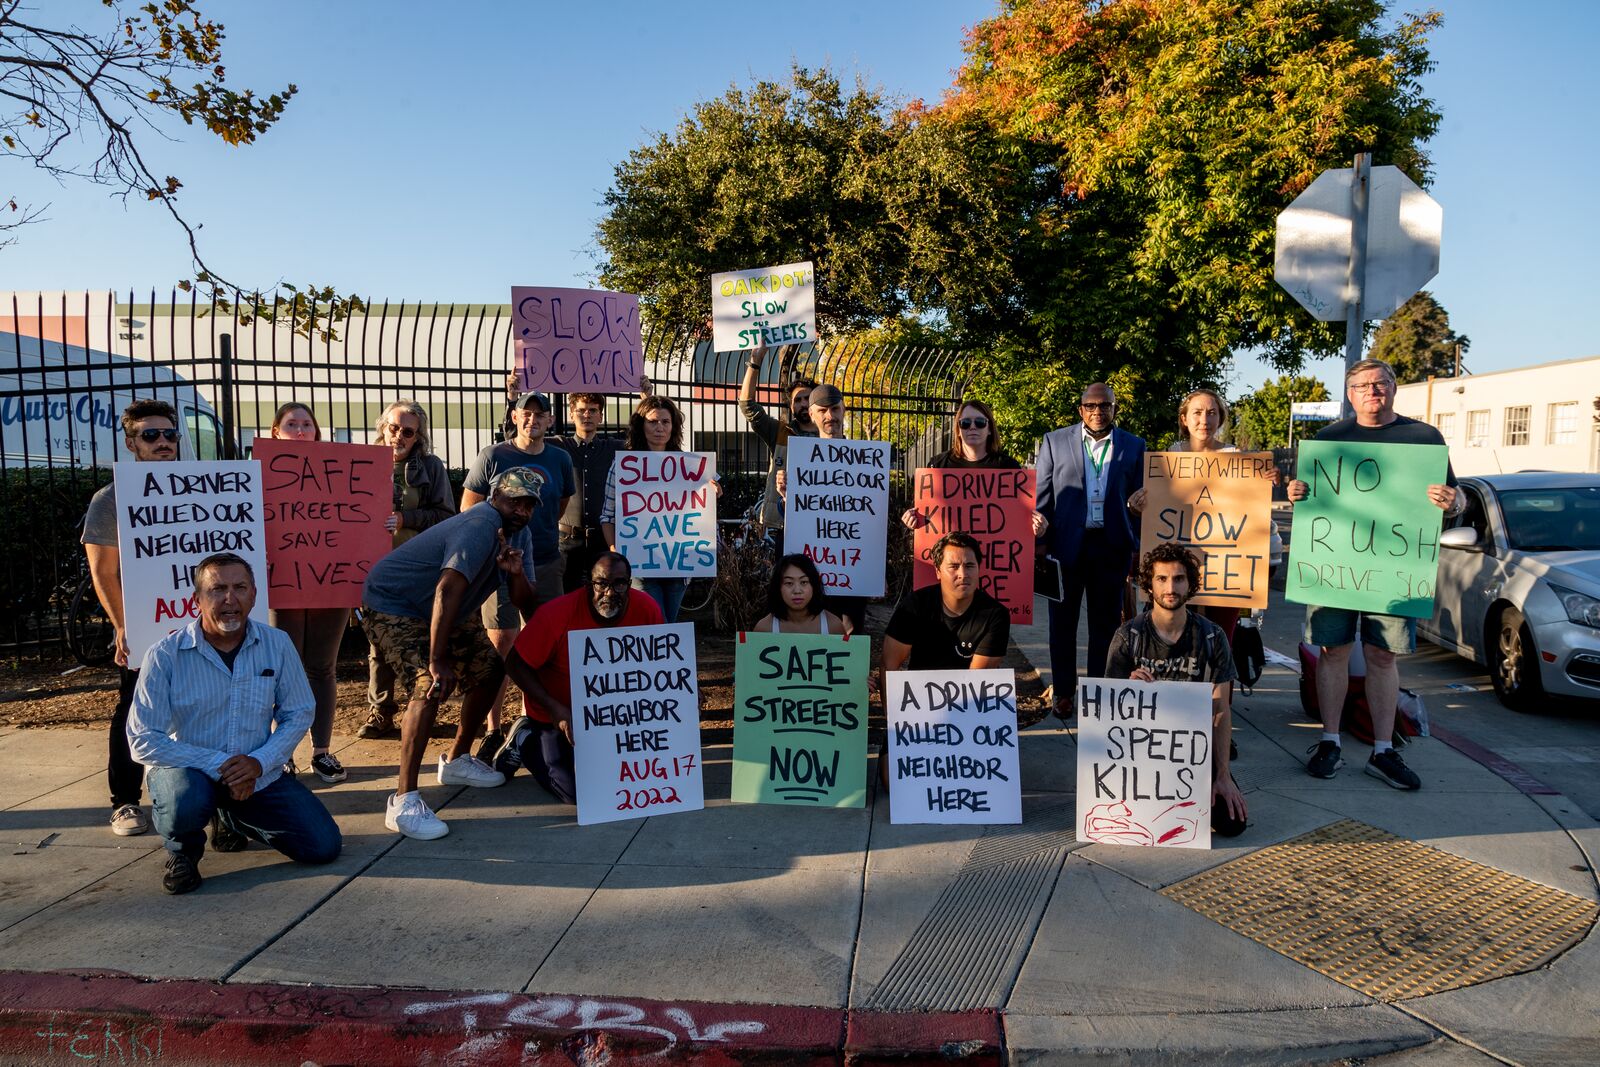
1034, 382, 1145, 716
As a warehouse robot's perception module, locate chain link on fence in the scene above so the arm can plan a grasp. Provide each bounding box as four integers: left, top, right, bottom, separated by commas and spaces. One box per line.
1, 291, 974, 659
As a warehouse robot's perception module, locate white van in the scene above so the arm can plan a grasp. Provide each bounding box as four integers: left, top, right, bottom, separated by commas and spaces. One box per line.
0, 292, 228, 467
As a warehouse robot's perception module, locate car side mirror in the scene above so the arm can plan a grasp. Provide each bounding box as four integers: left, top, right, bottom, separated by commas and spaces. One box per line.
1440, 526, 1482, 551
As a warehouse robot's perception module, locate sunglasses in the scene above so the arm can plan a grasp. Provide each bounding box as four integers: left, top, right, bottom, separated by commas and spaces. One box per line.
958, 417, 990, 430
1079, 402, 1114, 411
388, 425, 418, 438
133, 429, 180, 443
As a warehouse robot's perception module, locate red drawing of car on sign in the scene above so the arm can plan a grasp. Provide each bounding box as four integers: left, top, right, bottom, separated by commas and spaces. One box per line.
1082, 800, 1200, 846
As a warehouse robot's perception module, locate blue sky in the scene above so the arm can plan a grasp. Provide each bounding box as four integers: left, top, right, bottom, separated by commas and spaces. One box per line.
4, 1, 1596, 400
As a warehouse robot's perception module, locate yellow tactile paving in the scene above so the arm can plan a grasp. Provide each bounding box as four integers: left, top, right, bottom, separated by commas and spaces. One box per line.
1160, 819, 1598, 999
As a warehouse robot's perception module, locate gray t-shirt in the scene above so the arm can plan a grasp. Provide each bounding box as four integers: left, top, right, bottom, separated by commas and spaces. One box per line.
462, 441, 575, 564
361, 502, 536, 620
82, 482, 118, 546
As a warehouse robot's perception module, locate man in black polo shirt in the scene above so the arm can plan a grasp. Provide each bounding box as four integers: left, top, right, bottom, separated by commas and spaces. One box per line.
883, 532, 1010, 675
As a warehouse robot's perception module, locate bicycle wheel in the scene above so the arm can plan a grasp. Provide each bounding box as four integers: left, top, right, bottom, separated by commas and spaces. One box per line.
68, 573, 115, 668
680, 576, 716, 613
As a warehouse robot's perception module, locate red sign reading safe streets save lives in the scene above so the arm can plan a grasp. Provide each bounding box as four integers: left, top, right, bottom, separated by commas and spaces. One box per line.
255, 438, 392, 609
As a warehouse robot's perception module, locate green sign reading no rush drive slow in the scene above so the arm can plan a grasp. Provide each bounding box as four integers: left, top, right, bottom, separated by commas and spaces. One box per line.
1285, 440, 1448, 619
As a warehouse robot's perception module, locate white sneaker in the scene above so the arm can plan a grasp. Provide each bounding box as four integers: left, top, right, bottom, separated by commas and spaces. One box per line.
110, 804, 150, 837
437, 752, 506, 788
385, 791, 448, 840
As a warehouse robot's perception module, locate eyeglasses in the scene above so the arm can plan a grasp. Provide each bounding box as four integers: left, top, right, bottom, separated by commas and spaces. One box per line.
590, 578, 631, 591
1079, 402, 1114, 411
133, 429, 180, 443
958, 417, 990, 430
1347, 380, 1391, 394
388, 425, 418, 438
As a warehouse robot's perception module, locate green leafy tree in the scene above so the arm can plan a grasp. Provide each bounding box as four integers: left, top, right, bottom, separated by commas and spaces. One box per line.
1368, 290, 1468, 383
597, 66, 911, 341
1231, 374, 1332, 449
1, 1, 358, 335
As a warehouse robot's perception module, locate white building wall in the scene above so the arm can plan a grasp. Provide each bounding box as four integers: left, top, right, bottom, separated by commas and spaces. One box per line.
1393, 356, 1600, 476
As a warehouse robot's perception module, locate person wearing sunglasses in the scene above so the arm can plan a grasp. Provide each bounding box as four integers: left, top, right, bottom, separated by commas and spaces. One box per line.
492, 551, 664, 801
360, 400, 455, 741
80, 398, 183, 839
900, 400, 1049, 537
1034, 382, 1147, 718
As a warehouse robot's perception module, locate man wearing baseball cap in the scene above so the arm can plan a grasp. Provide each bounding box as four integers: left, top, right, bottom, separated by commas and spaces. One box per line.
360, 468, 542, 839
460, 390, 577, 752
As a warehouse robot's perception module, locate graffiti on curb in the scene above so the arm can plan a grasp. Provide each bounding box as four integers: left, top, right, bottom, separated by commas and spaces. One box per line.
244, 988, 395, 1021
32, 1012, 164, 1062
403, 993, 767, 1055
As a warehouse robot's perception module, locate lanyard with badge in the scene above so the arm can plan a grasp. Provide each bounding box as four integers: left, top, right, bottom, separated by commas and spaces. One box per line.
1085, 434, 1111, 524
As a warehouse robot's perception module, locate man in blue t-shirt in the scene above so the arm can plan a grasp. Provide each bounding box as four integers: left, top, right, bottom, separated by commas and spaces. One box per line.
461, 390, 576, 748
361, 468, 541, 840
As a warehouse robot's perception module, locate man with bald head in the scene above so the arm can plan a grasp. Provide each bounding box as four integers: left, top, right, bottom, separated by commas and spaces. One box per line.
1034, 382, 1146, 716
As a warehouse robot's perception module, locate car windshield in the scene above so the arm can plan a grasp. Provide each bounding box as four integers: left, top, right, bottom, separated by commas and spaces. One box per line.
1499, 486, 1600, 551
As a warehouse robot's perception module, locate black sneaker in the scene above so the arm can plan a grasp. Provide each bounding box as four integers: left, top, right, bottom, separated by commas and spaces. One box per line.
311, 752, 348, 783
1306, 740, 1343, 779
357, 709, 398, 739
210, 813, 247, 853
475, 728, 505, 765
493, 717, 535, 778
1365, 749, 1422, 790
162, 852, 203, 895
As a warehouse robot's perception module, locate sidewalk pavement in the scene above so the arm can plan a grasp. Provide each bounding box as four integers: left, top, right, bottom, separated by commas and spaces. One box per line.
1, 596, 1597, 1065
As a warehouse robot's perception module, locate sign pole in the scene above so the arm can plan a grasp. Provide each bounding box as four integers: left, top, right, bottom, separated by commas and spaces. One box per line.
1341, 151, 1372, 418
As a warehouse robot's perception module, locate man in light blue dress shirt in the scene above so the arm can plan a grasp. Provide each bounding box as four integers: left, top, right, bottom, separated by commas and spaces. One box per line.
127, 552, 341, 894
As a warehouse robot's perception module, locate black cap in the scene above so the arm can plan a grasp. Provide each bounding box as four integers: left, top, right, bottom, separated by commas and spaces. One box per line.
513, 391, 552, 413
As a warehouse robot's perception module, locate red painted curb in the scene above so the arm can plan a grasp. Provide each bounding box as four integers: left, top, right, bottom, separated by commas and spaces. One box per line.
0, 971, 1003, 1065
1429, 724, 1560, 795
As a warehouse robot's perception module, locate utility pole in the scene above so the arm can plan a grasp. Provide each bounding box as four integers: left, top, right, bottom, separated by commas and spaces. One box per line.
1341, 151, 1372, 418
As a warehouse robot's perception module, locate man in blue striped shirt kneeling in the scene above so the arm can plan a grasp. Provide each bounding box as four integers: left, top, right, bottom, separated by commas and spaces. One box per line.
127, 552, 342, 894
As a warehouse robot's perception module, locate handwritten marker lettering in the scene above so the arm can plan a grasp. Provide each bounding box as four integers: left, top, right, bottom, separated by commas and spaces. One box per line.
255, 438, 392, 609
1139, 451, 1275, 609
613, 452, 717, 578
886, 668, 1022, 824
1076, 678, 1213, 849
912, 468, 1037, 624
783, 438, 891, 598
711, 261, 817, 353
512, 285, 642, 394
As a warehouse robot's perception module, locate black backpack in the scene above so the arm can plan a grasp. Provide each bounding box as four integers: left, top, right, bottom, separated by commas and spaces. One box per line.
1233, 617, 1265, 693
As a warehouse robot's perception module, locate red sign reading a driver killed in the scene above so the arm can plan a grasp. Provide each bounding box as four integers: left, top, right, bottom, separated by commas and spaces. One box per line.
911, 468, 1036, 625
255, 438, 392, 609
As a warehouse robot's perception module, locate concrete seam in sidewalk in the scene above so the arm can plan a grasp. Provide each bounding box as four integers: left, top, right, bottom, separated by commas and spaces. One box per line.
838, 769, 877, 1015
0, 845, 152, 938
522, 812, 650, 993
1388, 1001, 1525, 1067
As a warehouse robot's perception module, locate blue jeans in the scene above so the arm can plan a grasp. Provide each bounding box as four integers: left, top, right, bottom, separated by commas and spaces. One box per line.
147, 766, 342, 863
509, 719, 577, 804
637, 578, 687, 623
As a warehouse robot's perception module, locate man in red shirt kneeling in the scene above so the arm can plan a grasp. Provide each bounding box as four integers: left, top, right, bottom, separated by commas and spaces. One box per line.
490, 551, 664, 801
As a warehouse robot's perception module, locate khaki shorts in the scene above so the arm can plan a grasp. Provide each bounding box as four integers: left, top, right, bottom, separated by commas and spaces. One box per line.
360, 607, 503, 698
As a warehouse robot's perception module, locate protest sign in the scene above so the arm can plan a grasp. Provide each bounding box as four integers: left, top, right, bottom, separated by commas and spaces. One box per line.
731, 631, 868, 807
782, 438, 890, 597
512, 285, 642, 394
711, 262, 816, 353
1285, 440, 1448, 618
1138, 451, 1274, 609
912, 467, 1036, 624
886, 668, 1021, 824
569, 622, 704, 826
1076, 678, 1212, 850
613, 451, 717, 578
114, 460, 269, 663
254, 438, 391, 609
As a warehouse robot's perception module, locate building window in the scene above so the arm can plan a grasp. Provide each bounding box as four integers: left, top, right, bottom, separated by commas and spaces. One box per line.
1435, 412, 1456, 439
1547, 402, 1579, 445
1467, 409, 1490, 448
1503, 406, 1531, 447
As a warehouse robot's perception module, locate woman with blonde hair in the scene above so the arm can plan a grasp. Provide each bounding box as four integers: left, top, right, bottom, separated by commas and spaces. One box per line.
359, 399, 456, 739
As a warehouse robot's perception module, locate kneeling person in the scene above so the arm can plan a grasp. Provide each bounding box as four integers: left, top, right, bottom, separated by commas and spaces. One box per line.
127, 553, 341, 894
1104, 543, 1248, 837
883, 532, 1010, 675
494, 552, 664, 801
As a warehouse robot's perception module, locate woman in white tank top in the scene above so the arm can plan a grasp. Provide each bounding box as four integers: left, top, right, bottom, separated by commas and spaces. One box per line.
752, 553, 850, 636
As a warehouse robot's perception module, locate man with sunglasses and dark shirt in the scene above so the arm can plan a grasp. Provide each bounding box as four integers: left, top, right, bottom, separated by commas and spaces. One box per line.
80, 399, 184, 838
1034, 382, 1146, 717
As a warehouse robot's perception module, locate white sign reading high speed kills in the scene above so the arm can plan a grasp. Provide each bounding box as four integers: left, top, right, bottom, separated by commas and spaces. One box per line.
711, 262, 815, 353
1076, 678, 1213, 850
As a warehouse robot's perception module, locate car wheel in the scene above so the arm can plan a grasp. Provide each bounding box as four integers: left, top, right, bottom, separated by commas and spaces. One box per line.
1490, 606, 1544, 713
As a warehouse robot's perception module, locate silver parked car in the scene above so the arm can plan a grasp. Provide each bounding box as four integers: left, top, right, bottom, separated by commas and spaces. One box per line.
1423, 473, 1600, 710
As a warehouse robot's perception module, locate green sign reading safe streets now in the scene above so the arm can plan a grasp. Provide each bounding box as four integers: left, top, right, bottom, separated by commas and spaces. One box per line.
1285, 440, 1449, 619
731, 631, 869, 807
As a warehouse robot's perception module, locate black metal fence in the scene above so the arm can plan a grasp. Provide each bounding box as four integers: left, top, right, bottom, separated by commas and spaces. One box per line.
1, 290, 972, 658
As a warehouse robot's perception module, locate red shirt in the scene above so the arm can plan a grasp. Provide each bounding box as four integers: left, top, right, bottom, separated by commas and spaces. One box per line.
512, 587, 665, 722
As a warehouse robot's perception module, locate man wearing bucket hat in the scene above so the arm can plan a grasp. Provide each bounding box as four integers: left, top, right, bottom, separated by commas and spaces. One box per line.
360, 468, 542, 839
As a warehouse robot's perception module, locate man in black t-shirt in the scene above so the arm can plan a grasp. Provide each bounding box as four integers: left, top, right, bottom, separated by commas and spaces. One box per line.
1287, 358, 1462, 791
1104, 542, 1247, 837
883, 532, 1010, 676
